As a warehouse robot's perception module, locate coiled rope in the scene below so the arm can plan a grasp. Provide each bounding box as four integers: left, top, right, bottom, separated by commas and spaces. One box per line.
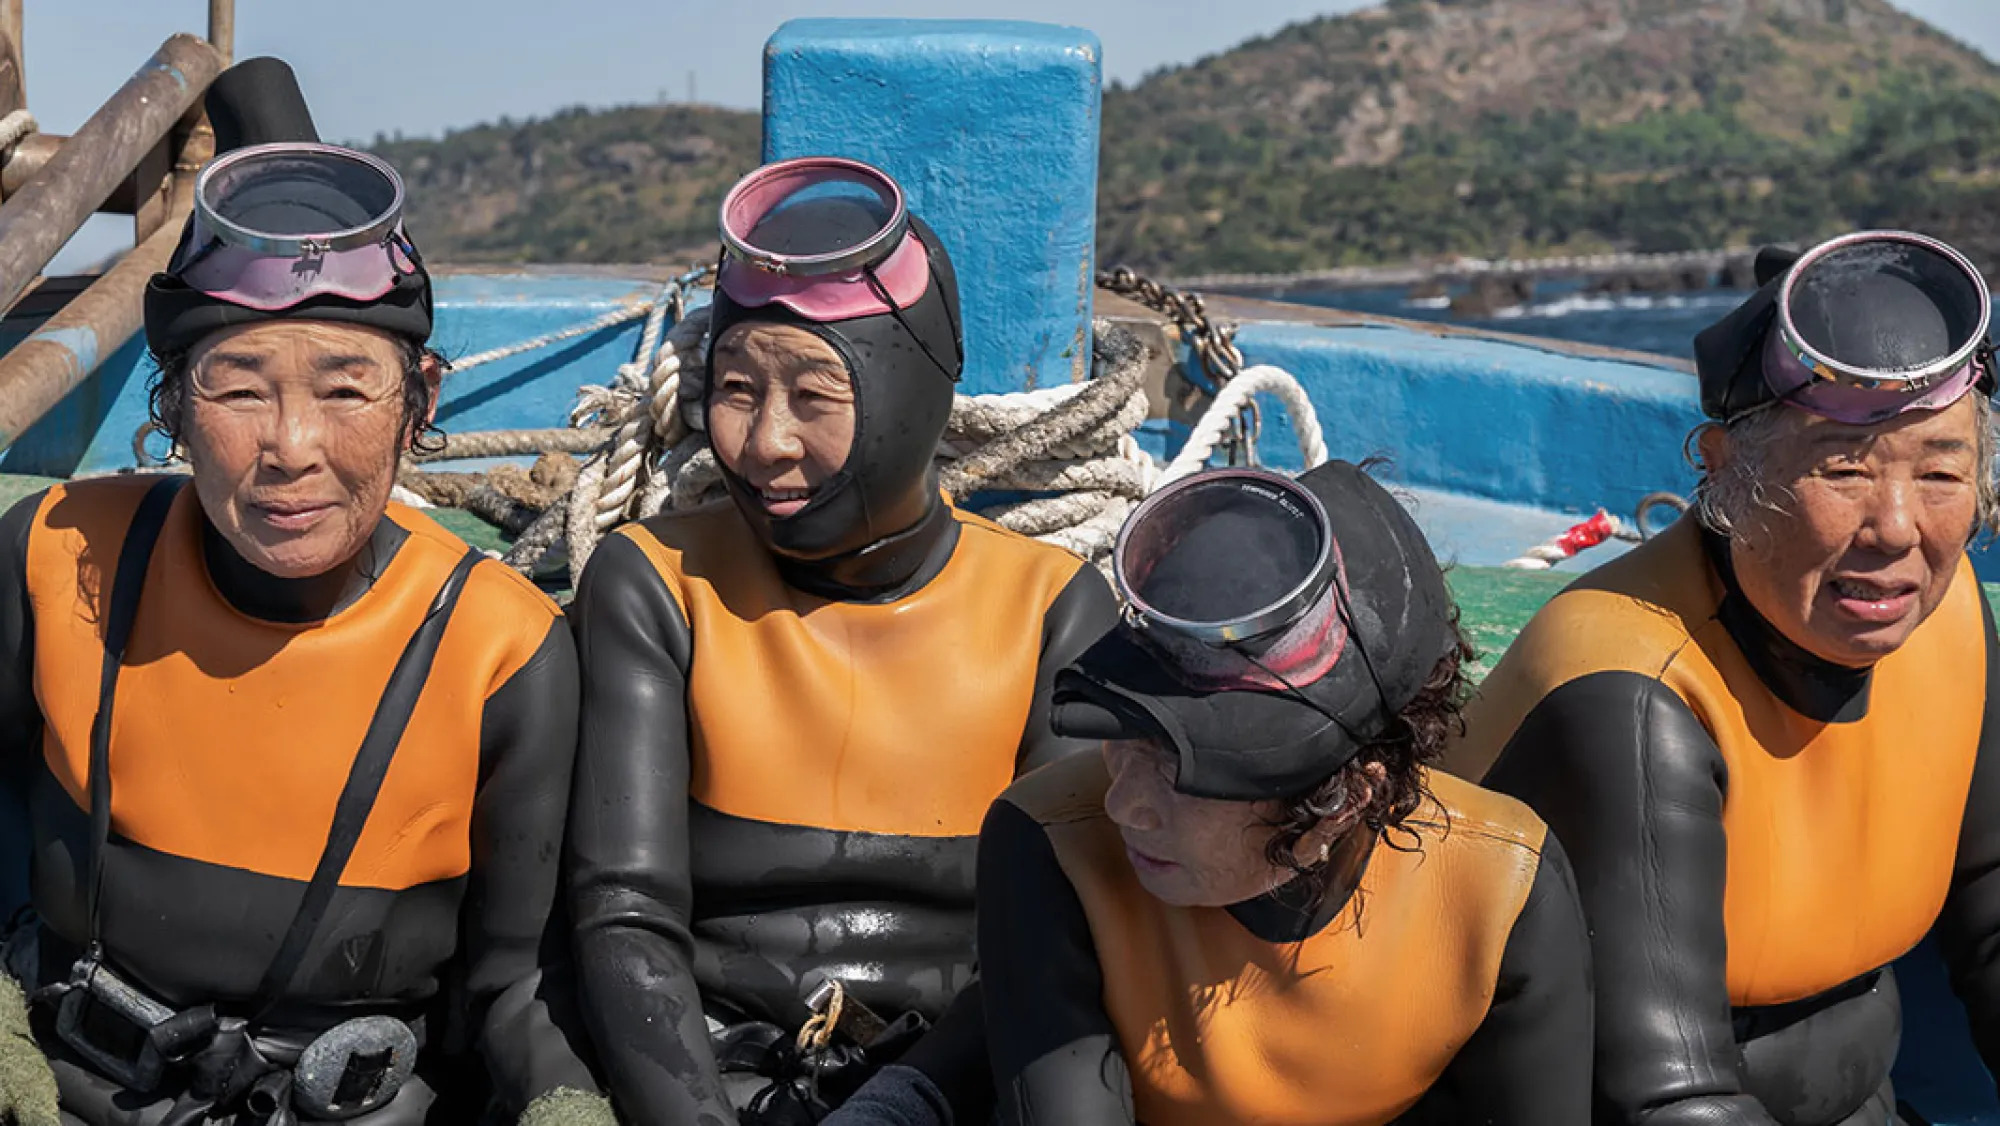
0, 110, 37, 158
409, 268, 1329, 586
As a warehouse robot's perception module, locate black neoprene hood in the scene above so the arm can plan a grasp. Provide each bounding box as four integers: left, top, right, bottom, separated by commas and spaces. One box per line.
703, 215, 965, 563
142, 57, 434, 358
1052, 460, 1459, 802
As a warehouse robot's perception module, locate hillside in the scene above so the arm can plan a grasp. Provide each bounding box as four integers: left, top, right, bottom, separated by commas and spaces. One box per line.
370, 0, 2000, 275
371, 105, 759, 265
1099, 0, 2000, 272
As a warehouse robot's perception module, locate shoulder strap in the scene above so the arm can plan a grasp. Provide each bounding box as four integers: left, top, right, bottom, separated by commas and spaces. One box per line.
82, 486, 485, 1017
250, 546, 483, 1017
86, 475, 190, 954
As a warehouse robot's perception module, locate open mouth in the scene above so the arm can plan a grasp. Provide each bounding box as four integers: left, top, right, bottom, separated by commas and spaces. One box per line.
1826, 575, 1921, 625
756, 485, 819, 518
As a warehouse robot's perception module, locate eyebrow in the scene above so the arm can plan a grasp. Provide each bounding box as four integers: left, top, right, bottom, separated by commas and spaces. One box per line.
200, 350, 266, 373
1924, 437, 1972, 454
312, 353, 384, 374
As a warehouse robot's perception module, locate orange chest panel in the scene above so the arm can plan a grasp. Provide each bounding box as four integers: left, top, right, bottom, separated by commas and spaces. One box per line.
1044, 769, 1544, 1126
627, 506, 1081, 837
26, 483, 545, 890
1675, 566, 1988, 1006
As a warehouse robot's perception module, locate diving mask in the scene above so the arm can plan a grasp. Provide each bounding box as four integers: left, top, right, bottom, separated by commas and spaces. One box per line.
1761, 231, 1993, 425
1112, 469, 1349, 693
716, 156, 935, 322
172, 142, 421, 313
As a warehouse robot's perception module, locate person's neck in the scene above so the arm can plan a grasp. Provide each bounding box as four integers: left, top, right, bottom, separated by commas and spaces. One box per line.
201, 514, 407, 624
1227, 819, 1378, 944
773, 498, 959, 603
1701, 529, 1873, 723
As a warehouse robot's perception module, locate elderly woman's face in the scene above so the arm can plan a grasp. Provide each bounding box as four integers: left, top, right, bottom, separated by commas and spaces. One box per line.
1102, 739, 1352, 908
1708, 396, 1982, 668
708, 322, 857, 519
182, 320, 433, 580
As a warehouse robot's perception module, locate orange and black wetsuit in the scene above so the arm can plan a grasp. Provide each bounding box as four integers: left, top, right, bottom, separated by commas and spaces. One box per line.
566, 494, 1116, 1125
976, 752, 1593, 1126
0, 477, 598, 1124
1450, 517, 2000, 1126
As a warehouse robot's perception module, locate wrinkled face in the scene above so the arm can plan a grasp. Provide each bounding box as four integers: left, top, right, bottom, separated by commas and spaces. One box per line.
182, 320, 433, 580
1709, 397, 1982, 668
708, 322, 857, 520
1102, 738, 1344, 908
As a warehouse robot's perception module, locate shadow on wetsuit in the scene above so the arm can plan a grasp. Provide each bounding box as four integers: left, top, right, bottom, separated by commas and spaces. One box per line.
565, 215, 1118, 1124
1450, 517, 2000, 1126
0, 479, 599, 1124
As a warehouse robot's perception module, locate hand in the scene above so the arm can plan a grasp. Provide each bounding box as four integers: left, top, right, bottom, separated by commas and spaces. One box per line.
518, 1087, 618, 1126
0, 977, 57, 1126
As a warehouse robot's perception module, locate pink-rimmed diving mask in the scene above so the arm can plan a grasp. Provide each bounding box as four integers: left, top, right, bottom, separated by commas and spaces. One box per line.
171, 142, 422, 312
1113, 469, 1350, 693
1763, 230, 1994, 425
716, 156, 935, 321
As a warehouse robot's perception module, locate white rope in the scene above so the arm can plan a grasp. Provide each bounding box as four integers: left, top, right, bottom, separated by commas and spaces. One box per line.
389, 484, 434, 509
1161, 364, 1328, 486
1502, 510, 1633, 571
450, 302, 649, 373
0, 110, 36, 156
486, 296, 1330, 584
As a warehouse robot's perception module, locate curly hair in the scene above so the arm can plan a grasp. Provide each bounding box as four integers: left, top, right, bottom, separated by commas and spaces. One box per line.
1259, 612, 1477, 880
147, 334, 448, 458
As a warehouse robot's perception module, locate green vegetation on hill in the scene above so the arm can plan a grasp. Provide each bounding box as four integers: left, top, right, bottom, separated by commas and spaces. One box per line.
367, 0, 2000, 275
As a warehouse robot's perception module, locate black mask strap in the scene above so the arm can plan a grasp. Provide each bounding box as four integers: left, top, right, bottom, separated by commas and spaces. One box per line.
863, 262, 960, 383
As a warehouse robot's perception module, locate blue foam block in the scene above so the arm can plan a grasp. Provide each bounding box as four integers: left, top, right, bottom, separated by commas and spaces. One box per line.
763, 19, 1102, 395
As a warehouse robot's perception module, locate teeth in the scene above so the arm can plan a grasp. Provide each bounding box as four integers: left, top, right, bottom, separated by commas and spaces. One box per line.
1833, 579, 1900, 601
761, 488, 813, 502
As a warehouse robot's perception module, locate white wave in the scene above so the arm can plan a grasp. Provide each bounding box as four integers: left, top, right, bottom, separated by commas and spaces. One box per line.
1490, 291, 1743, 320
1407, 295, 1452, 309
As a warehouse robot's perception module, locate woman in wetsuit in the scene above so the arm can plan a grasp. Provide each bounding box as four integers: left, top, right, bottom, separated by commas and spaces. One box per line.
565, 158, 1116, 1123
979, 461, 1593, 1126
0, 61, 607, 1126
1449, 231, 2000, 1126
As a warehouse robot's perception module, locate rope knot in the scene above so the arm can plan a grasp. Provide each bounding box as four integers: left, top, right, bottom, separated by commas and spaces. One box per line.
796, 981, 846, 1056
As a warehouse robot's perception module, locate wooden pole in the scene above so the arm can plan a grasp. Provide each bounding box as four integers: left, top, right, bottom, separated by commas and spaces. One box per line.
0, 109, 212, 449
0, 192, 188, 447
0, 33, 220, 315
208, 0, 233, 65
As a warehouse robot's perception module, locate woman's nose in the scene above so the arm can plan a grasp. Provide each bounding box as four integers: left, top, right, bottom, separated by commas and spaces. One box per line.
1103, 747, 1167, 834
747, 398, 805, 465
1855, 478, 1922, 556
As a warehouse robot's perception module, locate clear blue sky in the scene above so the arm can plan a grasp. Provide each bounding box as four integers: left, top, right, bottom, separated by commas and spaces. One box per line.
30, 0, 2000, 267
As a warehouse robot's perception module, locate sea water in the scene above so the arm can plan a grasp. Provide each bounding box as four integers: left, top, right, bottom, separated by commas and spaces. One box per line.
1291, 282, 1752, 359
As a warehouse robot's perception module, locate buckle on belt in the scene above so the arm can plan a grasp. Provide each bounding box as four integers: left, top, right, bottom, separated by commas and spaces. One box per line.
798, 979, 889, 1054
48, 955, 180, 1093
39, 953, 417, 1120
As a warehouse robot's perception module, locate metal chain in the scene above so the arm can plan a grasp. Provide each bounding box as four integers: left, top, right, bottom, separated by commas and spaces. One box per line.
1097, 265, 1252, 463
1096, 266, 1245, 387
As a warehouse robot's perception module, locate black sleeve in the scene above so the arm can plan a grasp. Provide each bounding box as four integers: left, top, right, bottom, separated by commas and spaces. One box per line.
1019, 565, 1118, 774
1937, 593, 2000, 1088
978, 799, 1134, 1126
1484, 672, 1778, 1126
565, 533, 732, 1126
467, 614, 602, 1112
0, 493, 44, 915
1428, 832, 1594, 1125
